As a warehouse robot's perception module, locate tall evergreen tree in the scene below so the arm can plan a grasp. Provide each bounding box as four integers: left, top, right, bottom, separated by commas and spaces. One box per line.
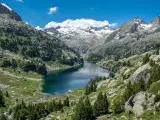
0, 114, 7, 120
72, 97, 94, 120
64, 97, 70, 107
93, 92, 109, 116
83, 96, 94, 120
72, 99, 85, 120
0, 90, 5, 107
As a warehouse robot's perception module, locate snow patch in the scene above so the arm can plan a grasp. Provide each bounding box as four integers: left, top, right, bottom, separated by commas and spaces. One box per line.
1, 3, 12, 11
35, 26, 43, 31
140, 24, 152, 30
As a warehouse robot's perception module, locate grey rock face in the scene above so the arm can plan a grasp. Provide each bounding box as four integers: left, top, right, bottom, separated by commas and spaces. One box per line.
129, 64, 151, 85
151, 15, 160, 26
88, 16, 160, 61
45, 26, 114, 55
0, 3, 22, 21
125, 92, 158, 116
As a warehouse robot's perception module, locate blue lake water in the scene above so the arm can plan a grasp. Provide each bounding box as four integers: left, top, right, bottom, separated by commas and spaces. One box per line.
42, 62, 109, 95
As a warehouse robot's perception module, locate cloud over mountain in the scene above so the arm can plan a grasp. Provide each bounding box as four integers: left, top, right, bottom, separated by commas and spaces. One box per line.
45, 19, 117, 29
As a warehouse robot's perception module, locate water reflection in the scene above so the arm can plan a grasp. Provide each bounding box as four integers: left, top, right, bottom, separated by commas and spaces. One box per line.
42, 62, 109, 95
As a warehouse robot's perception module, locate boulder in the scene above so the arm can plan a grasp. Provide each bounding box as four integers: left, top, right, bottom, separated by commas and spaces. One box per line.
125, 92, 158, 117
129, 64, 151, 85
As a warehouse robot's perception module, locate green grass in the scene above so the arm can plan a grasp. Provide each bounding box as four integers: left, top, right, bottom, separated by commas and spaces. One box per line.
142, 110, 160, 120
149, 80, 160, 94
0, 72, 43, 113
1, 67, 41, 79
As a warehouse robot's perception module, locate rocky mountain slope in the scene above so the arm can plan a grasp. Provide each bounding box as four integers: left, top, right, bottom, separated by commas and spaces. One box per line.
45, 16, 160, 61
0, 3, 82, 75
0, 3, 22, 21
45, 24, 114, 55
88, 16, 160, 61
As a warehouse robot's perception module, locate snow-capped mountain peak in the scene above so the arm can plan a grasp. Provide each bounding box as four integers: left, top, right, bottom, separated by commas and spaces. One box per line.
44, 19, 115, 54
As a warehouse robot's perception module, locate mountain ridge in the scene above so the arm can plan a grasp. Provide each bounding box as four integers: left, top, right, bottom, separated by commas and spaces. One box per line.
0, 3, 82, 75
0, 3, 22, 21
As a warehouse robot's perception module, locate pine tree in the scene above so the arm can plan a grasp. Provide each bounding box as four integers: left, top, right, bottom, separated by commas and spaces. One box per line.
64, 97, 70, 107
72, 99, 85, 120
0, 90, 5, 107
6, 91, 9, 97
0, 114, 7, 120
72, 97, 94, 120
83, 96, 94, 120
93, 92, 109, 116
102, 93, 109, 113
112, 96, 124, 114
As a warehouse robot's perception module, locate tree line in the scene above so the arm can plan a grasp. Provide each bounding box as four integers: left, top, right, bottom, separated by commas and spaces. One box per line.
72, 92, 109, 120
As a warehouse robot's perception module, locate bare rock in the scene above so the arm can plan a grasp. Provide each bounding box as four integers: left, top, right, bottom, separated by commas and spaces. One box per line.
125, 92, 158, 117
129, 64, 151, 85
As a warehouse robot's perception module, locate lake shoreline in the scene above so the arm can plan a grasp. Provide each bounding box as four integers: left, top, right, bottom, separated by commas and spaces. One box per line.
42, 62, 109, 95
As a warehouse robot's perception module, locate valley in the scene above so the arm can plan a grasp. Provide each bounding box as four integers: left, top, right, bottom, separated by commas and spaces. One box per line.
0, 2, 160, 120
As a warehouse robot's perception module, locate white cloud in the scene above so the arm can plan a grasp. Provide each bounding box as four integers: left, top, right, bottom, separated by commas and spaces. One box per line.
48, 7, 58, 15
16, 0, 23, 2
1, 3, 12, 11
35, 26, 43, 31
45, 19, 117, 29
25, 22, 28, 24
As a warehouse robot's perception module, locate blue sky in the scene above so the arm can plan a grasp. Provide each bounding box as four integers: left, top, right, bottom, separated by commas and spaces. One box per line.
1, 0, 160, 28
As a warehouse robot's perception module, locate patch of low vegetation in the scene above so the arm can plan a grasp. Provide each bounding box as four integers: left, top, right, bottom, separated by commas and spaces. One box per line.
85, 76, 107, 95
72, 92, 109, 120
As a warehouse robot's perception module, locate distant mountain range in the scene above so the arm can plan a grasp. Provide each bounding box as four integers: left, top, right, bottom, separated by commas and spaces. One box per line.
1, 2, 160, 63
44, 24, 114, 55
45, 15, 160, 61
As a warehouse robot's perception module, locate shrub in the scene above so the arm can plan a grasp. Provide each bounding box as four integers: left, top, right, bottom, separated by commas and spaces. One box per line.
93, 92, 109, 116
111, 96, 125, 114
143, 54, 150, 64
72, 97, 94, 120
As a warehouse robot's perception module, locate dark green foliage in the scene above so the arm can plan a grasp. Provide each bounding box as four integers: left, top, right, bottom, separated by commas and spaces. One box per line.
87, 54, 103, 62
93, 92, 109, 116
11, 59, 18, 69
155, 44, 160, 55
0, 59, 11, 67
59, 56, 81, 66
143, 54, 150, 64
0, 38, 19, 52
64, 97, 70, 107
122, 60, 131, 67
22, 61, 36, 72
12, 99, 64, 120
124, 79, 147, 102
85, 82, 96, 95
6, 91, 9, 97
111, 96, 125, 114
149, 59, 155, 66
0, 114, 7, 120
0, 90, 5, 107
155, 94, 160, 104
0, 16, 82, 75
147, 63, 160, 89
113, 79, 147, 114
85, 76, 107, 95
2, 58, 48, 75
72, 97, 94, 120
